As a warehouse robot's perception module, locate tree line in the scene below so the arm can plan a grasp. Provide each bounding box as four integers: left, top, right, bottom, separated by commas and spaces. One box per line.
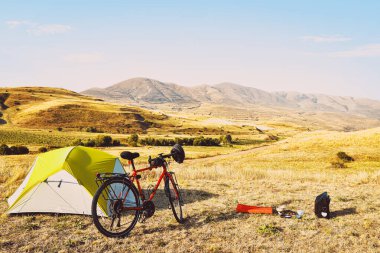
71, 134, 233, 147
0, 134, 234, 156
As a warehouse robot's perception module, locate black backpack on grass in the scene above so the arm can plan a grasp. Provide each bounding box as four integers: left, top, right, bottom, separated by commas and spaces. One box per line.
315, 192, 331, 219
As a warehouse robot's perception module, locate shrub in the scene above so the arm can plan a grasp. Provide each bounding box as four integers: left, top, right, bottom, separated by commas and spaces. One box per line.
174, 137, 194, 146
140, 136, 220, 147
112, 139, 121, 146
84, 139, 96, 147
129, 141, 138, 147
220, 134, 232, 145
337, 152, 354, 162
0, 93, 10, 109
129, 134, 139, 143
86, 127, 102, 133
9, 145, 29, 155
95, 135, 113, 147
72, 139, 84, 146
193, 136, 220, 146
193, 136, 203, 146
57, 127, 63, 132
38, 147, 48, 153
0, 144, 11, 155
72, 137, 119, 147
127, 134, 139, 146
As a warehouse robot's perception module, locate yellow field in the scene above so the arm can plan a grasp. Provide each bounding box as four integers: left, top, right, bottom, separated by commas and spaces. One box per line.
1, 128, 379, 252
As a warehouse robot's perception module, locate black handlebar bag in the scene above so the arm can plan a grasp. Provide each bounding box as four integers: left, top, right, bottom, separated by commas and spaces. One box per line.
315, 192, 331, 219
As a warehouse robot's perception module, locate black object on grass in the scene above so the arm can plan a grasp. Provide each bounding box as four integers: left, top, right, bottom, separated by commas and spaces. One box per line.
315, 192, 331, 219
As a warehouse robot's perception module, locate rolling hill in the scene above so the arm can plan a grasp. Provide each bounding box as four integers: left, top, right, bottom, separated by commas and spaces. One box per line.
1, 85, 380, 136
0, 87, 172, 134
0, 87, 269, 137
82, 77, 380, 119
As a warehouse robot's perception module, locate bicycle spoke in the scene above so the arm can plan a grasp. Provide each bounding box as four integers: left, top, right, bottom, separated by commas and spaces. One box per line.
117, 214, 121, 227
110, 216, 116, 231
166, 175, 184, 223
92, 178, 140, 237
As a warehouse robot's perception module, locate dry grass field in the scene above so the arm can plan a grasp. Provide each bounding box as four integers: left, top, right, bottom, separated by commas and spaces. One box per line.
1, 128, 379, 252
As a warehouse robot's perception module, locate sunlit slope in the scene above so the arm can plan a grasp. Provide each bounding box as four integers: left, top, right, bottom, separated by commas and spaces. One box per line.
0, 87, 266, 136
249, 128, 380, 169
183, 103, 380, 131
82, 77, 380, 120
226, 127, 380, 171
0, 87, 171, 133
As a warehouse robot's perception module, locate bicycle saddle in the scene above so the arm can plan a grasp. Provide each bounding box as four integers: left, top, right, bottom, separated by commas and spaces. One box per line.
120, 151, 140, 160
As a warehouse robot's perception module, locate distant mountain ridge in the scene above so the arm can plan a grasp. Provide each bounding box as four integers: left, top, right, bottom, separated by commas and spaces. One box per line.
82, 77, 380, 119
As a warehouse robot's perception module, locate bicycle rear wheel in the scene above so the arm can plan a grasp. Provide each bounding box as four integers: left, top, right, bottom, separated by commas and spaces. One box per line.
165, 174, 184, 223
91, 178, 140, 237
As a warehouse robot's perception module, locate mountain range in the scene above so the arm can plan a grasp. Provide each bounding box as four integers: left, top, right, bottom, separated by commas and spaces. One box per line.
82, 78, 380, 119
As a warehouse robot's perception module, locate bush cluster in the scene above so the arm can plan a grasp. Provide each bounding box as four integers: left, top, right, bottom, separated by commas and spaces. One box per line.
72, 135, 121, 147
219, 134, 232, 145
139, 135, 220, 146
0, 144, 29, 155
331, 151, 354, 169
0, 93, 10, 109
140, 137, 177, 146
85, 127, 103, 133
337, 152, 354, 162
38, 147, 48, 153
193, 136, 220, 146
127, 134, 139, 147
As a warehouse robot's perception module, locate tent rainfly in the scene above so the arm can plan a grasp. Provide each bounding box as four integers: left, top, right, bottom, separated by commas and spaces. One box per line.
7, 146, 127, 215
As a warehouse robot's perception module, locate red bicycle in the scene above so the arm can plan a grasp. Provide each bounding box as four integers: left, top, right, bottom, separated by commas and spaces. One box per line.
91, 144, 185, 237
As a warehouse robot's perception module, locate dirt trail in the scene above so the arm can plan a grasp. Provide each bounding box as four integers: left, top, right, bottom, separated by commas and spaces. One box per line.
189, 140, 287, 164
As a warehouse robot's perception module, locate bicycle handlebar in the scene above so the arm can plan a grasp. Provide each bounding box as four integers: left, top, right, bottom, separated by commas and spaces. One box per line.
160, 153, 172, 159
148, 153, 172, 168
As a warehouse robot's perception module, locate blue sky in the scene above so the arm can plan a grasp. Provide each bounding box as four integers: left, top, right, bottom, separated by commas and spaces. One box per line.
1, 0, 380, 99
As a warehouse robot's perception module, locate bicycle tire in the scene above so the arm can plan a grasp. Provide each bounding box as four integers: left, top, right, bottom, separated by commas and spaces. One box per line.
91, 178, 140, 237
165, 175, 184, 223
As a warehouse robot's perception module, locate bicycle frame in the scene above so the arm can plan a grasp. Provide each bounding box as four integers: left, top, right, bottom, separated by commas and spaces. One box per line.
121, 159, 179, 212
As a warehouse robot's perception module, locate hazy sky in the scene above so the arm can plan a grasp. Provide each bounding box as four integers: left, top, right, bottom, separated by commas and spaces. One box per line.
1, 0, 380, 99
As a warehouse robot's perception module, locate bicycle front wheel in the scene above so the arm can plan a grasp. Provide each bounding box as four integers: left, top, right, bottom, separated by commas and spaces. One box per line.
165, 174, 184, 223
91, 178, 140, 237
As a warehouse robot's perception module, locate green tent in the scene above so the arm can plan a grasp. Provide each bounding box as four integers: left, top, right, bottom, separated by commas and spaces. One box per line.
7, 146, 127, 215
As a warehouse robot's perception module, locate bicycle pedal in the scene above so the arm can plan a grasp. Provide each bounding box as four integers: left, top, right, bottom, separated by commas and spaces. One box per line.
139, 214, 147, 223
139, 217, 146, 223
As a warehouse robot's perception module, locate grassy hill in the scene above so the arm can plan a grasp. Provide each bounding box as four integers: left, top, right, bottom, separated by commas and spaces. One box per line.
0, 87, 172, 134
1, 87, 278, 140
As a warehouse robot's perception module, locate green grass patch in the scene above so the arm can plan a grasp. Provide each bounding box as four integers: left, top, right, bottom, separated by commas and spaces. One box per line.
0, 128, 92, 146
257, 224, 282, 236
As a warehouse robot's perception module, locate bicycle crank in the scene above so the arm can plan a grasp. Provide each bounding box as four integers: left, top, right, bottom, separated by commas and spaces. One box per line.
139, 200, 155, 223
